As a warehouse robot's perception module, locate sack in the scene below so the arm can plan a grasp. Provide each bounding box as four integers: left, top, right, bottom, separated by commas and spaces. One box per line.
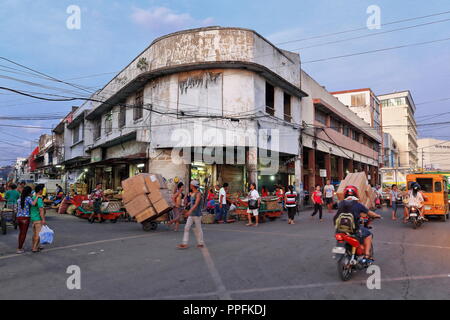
335, 213, 356, 234
39, 225, 54, 245
248, 199, 259, 210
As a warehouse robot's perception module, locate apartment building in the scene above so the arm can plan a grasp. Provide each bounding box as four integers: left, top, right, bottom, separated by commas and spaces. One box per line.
378, 91, 418, 169
301, 72, 382, 190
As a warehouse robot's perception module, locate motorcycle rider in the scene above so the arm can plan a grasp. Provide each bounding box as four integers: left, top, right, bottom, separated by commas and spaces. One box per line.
334, 186, 381, 263
404, 182, 426, 223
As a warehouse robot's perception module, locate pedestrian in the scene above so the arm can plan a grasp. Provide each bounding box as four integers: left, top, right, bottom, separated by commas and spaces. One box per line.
30, 185, 46, 253
390, 184, 400, 220
311, 185, 324, 222
275, 186, 284, 210
261, 186, 269, 197
88, 183, 104, 223
285, 185, 298, 225
323, 180, 335, 213
17, 182, 26, 194
15, 186, 37, 254
169, 182, 185, 232
177, 180, 204, 249
5, 183, 20, 221
246, 183, 261, 227
215, 183, 229, 224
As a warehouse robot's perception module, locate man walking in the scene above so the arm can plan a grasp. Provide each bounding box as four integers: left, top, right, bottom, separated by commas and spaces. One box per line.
324, 180, 335, 213
215, 183, 229, 224
178, 180, 204, 249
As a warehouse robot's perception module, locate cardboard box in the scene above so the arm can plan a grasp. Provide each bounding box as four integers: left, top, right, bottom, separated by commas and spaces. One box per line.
149, 188, 173, 206
135, 206, 157, 223
121, 174, 150, 196
337, 172, 369, 202
145, 173, 167, 192
125, 194, 152, 217
152, 196, 173, 214
122, 189, 135, 204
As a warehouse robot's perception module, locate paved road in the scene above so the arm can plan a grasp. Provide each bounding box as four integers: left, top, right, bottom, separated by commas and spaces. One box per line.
1, 207, 449, 300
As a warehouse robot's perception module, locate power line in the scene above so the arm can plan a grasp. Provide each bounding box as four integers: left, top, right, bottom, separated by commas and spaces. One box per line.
302, 36, 450, 64
275, 9, 450, 46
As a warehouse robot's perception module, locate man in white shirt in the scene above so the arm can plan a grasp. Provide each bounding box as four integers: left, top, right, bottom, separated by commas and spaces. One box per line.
323, 180, 335, 213
215, 183, 229, 223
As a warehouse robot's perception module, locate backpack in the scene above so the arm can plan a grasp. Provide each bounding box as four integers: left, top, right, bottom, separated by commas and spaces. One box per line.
335, 212, 357, 234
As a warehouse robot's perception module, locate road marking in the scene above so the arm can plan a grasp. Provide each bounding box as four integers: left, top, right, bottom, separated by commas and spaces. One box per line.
199, 245, 232, 300
210, 227, 450, 250
0, 233, 158, 261
154, 273, 450, 300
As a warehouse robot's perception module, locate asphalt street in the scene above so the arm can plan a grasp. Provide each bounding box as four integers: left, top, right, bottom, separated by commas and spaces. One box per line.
1, 206, 449, 300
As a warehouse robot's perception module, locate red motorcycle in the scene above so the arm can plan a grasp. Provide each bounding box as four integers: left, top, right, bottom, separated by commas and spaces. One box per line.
332, 216, 379, 281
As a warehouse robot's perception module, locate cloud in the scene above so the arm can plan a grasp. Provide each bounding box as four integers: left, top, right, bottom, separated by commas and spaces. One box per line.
130, 6, 214, 33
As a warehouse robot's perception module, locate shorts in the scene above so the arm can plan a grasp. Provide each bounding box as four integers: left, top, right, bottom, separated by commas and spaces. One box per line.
392, 202, 398, 211
357, 227, 372, 242
325, 197, 333, 205
247, 209, 259, 216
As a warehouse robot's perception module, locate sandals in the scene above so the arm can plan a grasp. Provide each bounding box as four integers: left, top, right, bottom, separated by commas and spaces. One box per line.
16, 249, 25, 254
177, 244, 189, 250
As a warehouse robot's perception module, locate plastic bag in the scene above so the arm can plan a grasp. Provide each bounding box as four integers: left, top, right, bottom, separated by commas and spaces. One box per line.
39, 225, 54, 245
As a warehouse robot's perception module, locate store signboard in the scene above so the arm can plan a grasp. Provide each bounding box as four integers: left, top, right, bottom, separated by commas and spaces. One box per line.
320, 169, 327, 178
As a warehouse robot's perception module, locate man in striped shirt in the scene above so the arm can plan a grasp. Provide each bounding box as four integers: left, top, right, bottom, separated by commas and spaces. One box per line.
285, 185, 298, 225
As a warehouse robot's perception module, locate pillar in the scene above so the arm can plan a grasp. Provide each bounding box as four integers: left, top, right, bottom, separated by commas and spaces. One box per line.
324, 153, 331, 181
347, 159, 354, 174
338, 157, 344, 181
308, 149, 316, 191
247, 147, 258, 188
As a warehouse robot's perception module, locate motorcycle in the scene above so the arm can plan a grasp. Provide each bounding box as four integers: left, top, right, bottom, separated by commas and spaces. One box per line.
407, 205, 424, 229
332, 217, 378, 281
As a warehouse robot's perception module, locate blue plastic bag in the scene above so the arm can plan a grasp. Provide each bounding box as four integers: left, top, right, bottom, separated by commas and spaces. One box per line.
39, 225, 54, 245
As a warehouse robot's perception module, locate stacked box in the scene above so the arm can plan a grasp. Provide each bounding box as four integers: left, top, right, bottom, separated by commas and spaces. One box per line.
337, 172, 370, 204
121, 173, 173, 223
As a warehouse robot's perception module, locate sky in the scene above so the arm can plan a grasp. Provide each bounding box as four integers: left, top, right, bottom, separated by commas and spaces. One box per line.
0, 0, 449, 165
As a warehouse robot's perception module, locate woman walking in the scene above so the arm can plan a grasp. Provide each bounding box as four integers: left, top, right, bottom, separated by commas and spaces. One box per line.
15, 186, 37, 254
30, 185, 46, 253
89, 183, 104, 223
311, 185, 324, 222
285, 185, 298, 224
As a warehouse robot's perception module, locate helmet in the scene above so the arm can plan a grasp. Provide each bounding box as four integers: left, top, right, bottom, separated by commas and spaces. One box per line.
344, 185, 359, 199
411, 182, 421, 191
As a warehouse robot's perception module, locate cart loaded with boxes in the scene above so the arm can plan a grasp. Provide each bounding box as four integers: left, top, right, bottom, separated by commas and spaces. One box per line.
121, 173, 174, 231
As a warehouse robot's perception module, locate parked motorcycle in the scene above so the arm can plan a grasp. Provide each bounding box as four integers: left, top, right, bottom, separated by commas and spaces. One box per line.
407, 205, 424, 229
332, 217, 379, 281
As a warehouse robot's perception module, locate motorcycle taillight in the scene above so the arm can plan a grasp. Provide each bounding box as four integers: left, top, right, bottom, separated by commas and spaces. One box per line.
335, 234, 344, 241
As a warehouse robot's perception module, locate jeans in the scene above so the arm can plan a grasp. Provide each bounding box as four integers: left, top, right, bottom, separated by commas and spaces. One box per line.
182, 216, 204, 245
312, 203, 323, 219
215, 204, 229, 222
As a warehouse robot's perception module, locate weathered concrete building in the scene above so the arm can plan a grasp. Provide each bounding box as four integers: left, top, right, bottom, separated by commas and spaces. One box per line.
81, 27, 308, 193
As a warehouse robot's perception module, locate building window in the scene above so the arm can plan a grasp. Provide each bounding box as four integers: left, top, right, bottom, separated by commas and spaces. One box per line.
105, 112, 113, 134
118, 106, 126, 128
351, 94, 365, 107
330, 117, 341, 132
315, 109, 327, 125
265, 82, 275, 116
93, 119, 101, 140
72, 125, 80, 145
134, 90, 144, 121
352, 130, 360, 142
343, 126, 350, 137
284, 93, 292, 122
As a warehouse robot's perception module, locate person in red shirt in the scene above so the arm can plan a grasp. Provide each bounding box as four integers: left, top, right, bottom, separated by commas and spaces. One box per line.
261, 186, 269, 198
311, 185, 324, 222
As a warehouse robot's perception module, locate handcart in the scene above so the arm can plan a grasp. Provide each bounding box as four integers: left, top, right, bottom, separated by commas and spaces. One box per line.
72, 196, 125, 223
1, 201, 17, 235
141, 212, 170, 232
